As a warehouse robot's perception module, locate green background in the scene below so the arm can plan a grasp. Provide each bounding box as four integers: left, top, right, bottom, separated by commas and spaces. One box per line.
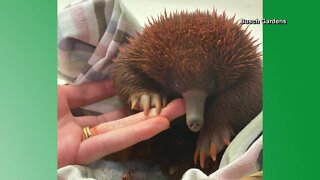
0, 0, 319, 179
263, 0, 320, 179
0, 0, 57, 179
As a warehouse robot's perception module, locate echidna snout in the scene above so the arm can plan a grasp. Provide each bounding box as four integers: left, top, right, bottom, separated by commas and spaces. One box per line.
182, 90, 208, 132
187, 120, 202, 132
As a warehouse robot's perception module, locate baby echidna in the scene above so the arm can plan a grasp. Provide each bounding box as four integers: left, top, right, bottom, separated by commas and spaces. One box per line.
112, 9, 262, 177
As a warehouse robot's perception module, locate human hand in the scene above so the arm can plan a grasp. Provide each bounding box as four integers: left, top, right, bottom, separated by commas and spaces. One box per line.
58, 80, 185, 168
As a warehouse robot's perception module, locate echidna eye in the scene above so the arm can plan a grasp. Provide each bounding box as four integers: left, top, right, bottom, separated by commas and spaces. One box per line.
175, 81, 181, 88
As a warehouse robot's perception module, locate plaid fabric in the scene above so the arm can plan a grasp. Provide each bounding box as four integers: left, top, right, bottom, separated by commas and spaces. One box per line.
58, 0, 142, 114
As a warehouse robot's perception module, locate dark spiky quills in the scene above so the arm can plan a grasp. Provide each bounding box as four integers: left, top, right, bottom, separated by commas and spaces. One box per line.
114, 9, 261, 97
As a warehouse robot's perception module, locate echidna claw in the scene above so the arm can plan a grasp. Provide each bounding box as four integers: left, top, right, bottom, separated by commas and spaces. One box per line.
200, 149, 206, 169
151, 93, 162, 115
130, 96, 139, 110
209, 143, 217, 161
140, 94, 151, 115
129, 92, 167, 115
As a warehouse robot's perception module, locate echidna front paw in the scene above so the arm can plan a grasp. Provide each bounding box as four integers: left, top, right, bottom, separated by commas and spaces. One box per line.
193, 127, 233, 169
129, 92, 167, 115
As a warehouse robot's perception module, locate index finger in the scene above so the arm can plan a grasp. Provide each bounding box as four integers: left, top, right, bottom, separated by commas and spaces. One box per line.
60, 80, 115, 108
91, 99, 185, 135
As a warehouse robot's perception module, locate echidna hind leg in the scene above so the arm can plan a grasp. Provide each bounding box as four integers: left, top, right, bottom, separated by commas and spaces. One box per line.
193, 125, 233, 169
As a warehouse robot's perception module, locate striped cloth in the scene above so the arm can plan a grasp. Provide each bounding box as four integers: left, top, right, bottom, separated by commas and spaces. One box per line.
58, 0, 142, 114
